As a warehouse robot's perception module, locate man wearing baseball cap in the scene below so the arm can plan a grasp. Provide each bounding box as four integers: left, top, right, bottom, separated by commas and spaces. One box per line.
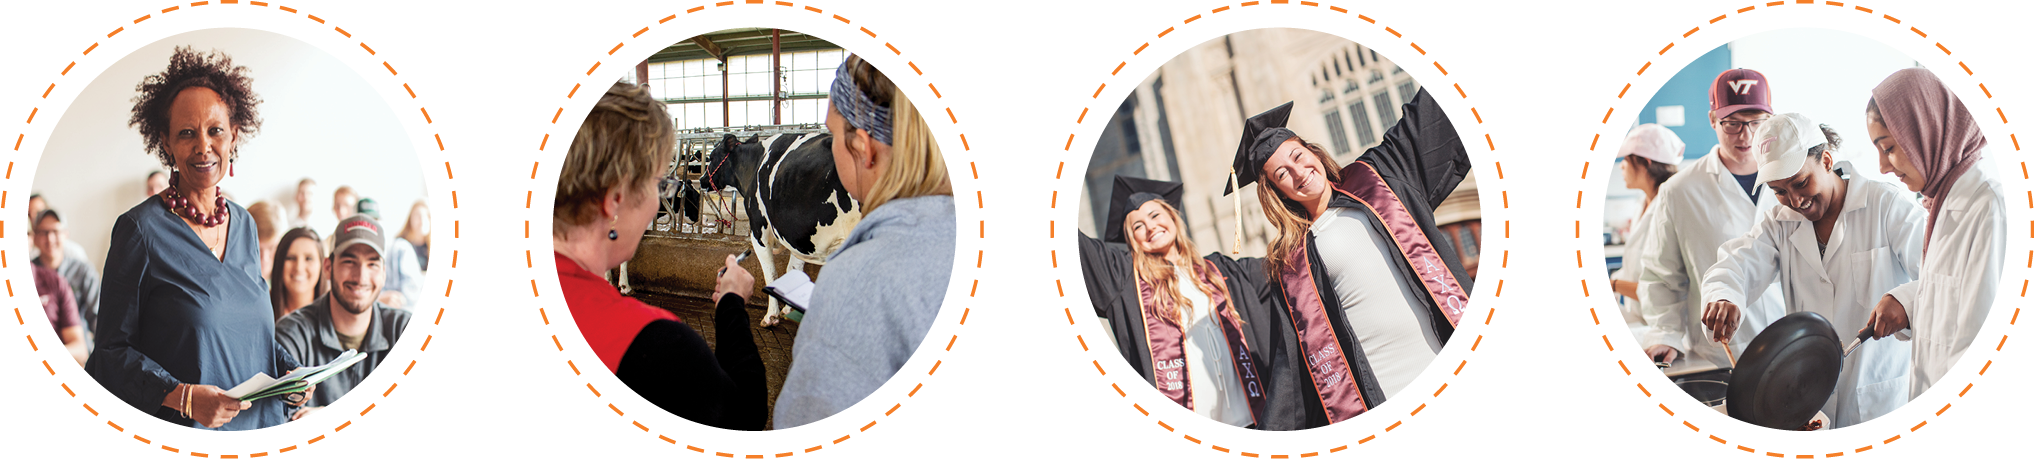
1696, 113, 1923, 428
274, 215, 413, 419
1635, 69, 1786, 380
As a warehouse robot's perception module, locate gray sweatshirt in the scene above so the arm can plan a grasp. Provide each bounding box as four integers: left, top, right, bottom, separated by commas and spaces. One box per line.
772, 195, 955, 428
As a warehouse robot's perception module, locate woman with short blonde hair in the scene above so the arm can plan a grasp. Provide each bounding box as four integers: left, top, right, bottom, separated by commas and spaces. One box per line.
554, 82, 766, 430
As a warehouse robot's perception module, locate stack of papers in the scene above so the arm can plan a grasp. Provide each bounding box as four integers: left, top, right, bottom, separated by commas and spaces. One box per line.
765, 272, 815, 322
221, 350, 370, 401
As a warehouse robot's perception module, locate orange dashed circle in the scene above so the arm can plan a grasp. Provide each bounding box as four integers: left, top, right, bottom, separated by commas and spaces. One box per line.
521, 2, 977, 457
1052, 2, 1504, 456
1579, 3, 2020, 456
6, 1, 457, 457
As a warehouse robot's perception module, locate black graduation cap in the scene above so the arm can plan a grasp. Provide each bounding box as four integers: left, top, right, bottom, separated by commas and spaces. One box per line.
1223, 101, 1297, 195
1103, 175, 1186, 244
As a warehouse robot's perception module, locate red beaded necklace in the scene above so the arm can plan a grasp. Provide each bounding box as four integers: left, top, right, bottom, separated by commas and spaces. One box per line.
160, 173, 229, 227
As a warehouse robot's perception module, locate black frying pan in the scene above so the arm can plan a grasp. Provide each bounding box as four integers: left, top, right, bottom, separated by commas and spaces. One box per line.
1726, 311, 1843, 430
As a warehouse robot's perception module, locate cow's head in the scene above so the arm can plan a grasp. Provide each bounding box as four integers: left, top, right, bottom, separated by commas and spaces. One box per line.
700, 133, 743, 192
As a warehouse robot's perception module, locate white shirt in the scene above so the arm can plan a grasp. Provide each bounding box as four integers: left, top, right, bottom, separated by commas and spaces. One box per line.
1638, 148, 1786, 374
381, 238, 426, 310
1311, 207, 1438, 397
1174, 267, 1251, 427
1883, 166, 2005, 399
1701, 165, 1921, 427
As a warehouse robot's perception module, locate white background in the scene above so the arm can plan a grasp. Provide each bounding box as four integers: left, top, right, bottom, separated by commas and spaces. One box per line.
0, 1, 2026, 458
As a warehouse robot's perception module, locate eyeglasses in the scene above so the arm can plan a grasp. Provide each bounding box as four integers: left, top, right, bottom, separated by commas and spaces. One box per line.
1717, 118, 1768, 135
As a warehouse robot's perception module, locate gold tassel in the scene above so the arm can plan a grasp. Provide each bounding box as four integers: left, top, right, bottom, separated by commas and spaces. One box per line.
1230, 168, 1242, 254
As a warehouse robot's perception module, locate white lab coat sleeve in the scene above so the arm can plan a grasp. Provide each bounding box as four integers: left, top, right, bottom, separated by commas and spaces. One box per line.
1636, 197, 1689, 353
1700, 216, 1783, 312
1884, 280, 1919, 316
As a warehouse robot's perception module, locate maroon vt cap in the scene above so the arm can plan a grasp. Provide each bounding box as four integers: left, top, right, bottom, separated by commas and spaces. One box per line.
1709, 68, 1773, 119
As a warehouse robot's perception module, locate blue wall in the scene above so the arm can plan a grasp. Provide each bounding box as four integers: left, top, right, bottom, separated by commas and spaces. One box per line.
1636, 44, 1731, 161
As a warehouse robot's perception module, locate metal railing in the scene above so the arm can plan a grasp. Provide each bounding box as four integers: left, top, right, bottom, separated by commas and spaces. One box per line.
648, 124, 826, 239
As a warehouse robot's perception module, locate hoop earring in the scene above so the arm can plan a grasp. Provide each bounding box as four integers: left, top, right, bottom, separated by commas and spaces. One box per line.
607, 217, 619, 241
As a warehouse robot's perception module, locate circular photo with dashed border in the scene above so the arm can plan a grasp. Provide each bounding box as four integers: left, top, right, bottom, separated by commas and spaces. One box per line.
1062, 22, 1504, 443
1073, 26, 1486, 431
536, 23, 967, 436
1580, 3, 2028, 455
3, 4, 460, 456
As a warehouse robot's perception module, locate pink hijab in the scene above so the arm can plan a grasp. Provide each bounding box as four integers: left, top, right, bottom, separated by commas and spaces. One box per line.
1871, 68, 1987, 254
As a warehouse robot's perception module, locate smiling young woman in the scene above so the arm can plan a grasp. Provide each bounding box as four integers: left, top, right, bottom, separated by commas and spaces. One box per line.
1078, 176, 1266, 428
1696, 113, 1924, 429
1222, 89, 1474, 429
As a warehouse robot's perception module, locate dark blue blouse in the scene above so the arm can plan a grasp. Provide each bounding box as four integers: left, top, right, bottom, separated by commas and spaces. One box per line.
85, 196, 300, 430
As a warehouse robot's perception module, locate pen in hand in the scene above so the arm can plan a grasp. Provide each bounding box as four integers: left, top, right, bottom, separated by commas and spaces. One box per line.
719, 248, 753, 276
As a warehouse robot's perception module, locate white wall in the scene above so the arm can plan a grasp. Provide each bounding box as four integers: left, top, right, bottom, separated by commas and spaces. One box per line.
35, 28, 425, 270
1729, 28, 1923, 184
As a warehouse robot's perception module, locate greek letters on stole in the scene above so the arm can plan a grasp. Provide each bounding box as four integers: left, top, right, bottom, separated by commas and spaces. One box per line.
1136, 260, 1266, 424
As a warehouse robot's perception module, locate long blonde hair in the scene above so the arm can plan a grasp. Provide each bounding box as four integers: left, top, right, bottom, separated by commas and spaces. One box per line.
839, 55, 951, 212
1128, 200, 1241, 327
1256, 137, 1342, 277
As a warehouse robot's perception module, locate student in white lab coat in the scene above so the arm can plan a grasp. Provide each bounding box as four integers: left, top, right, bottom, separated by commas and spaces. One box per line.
1857, 68, 2005, 400
1698, 113, 1920, 428
1638, 69, 1784, 372
1609, 125, 1684, 334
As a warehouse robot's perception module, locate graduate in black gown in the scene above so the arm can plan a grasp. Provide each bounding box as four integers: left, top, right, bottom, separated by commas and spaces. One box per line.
1222, 88, 1475, 429
1077, 176, 1267, 428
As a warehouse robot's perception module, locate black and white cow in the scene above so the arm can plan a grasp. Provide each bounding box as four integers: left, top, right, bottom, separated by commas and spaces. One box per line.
701, 132, 862, 326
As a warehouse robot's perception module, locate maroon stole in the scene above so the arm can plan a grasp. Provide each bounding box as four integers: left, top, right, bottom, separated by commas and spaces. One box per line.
1273, 161, 1473, 423
1276, 247, 1368, 422
1335, 161, 1470, 327
1137, 260, 1266, 424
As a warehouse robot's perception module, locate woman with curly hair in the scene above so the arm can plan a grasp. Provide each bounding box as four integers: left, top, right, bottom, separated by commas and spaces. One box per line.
85, 46, 309, 430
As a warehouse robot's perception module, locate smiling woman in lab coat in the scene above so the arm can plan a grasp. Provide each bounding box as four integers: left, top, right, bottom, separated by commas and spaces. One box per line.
1698, 113, 1921, 428
1858, 68, 2005, 400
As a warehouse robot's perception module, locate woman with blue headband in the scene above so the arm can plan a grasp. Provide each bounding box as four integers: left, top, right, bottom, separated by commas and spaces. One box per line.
726, 54, 956, 428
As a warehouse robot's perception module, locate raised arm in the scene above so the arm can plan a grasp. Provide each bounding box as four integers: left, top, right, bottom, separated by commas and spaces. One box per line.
1078, 231, 1133, 318
1357, 88, 1471, 209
